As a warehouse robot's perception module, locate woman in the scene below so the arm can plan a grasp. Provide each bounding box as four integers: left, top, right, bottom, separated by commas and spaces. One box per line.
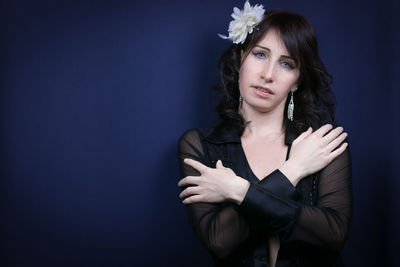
177, 2, 352, 266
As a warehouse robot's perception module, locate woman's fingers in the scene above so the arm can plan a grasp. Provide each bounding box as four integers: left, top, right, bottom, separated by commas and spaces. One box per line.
293, 127, 312, 144
182, 194, 203, 204
178, 176, 201, 187
179, 186, 200, 199
313, 124, 333, 137
326, 132, 348, 152
216, 160, 225, 169
328, 142, 348, 161
184, 158, 208, 173
323, 126, 344, 144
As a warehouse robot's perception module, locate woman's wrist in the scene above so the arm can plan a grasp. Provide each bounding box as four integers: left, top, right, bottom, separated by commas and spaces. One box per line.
279, 161, 303, 187
228, 177, 250, 205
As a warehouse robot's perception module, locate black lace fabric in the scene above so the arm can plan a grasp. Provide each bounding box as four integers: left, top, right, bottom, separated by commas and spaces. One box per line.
177, 129, 352, 266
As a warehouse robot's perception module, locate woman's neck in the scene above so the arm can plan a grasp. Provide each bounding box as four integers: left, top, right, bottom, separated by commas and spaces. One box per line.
240, 104, 285, 140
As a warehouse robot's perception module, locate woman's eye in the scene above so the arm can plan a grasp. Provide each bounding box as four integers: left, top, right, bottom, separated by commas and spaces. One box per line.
253, 51, 266, 59
256, 53, 266, 59
281, 61, 295, 69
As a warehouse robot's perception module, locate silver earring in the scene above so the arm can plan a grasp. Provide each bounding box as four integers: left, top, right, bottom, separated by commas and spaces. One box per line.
239, 95, 243, 109
288, 92, 294, 121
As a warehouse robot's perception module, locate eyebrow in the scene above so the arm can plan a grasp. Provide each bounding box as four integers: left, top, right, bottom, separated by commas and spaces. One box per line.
254, 45, 294, 60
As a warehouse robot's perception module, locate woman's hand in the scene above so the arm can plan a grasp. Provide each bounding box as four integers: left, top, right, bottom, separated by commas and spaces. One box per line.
279, 124, 348, 186
178, 159, 250, 205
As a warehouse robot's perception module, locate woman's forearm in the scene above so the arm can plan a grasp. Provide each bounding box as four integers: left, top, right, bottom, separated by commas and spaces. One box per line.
227, 177, 251, 205
279, 160, 303, 187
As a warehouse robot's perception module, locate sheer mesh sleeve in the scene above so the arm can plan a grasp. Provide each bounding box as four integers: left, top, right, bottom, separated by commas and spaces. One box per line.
178, 129, 352, 258
236, 147, 352, 253
280, 147, 353, 251
177, 129, 250, 259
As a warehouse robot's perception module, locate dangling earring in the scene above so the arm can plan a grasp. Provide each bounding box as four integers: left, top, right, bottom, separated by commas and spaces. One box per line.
287, 91, 295, 121
238, 75, 243, 110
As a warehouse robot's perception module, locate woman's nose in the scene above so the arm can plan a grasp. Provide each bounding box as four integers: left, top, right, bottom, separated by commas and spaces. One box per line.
260, 61, 274, 82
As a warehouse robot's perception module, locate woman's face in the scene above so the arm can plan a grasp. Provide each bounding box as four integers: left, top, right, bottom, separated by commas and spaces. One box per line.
238, 29, 300, 115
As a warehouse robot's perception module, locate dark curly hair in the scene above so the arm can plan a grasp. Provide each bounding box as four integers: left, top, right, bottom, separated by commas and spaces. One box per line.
215, 9, 335, 135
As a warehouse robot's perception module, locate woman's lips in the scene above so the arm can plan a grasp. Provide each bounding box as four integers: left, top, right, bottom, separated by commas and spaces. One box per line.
253, 86, 274, 97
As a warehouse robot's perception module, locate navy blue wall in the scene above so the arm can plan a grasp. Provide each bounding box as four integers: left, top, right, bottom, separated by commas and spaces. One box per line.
0, 0, 399, 266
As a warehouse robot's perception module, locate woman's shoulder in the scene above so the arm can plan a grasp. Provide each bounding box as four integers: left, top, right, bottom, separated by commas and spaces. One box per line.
178, 127, 215, 145
178, 122, 239, 145
179, 126, 215, 138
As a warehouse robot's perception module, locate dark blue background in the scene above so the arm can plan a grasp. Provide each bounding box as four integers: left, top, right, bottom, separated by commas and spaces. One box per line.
1, 0, 399, 266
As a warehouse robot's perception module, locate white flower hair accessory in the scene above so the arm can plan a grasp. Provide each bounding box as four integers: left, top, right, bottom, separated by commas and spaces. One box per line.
218, 1, 265, 44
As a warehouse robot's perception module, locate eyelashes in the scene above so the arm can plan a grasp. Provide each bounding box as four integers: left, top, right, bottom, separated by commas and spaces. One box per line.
251, 50, 296, 70
281, 61, 295, 70
252, 50, 266, 59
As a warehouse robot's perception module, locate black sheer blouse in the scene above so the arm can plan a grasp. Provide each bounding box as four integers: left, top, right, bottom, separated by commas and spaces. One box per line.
177, 123, 352, 267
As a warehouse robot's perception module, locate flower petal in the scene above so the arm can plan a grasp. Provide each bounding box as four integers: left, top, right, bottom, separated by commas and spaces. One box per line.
218, 0, 265, 44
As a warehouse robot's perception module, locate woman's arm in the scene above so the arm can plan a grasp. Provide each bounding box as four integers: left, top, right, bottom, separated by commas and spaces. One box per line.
178, 125, 351, 256
177, 129, 250, 258
178, 130, 304, 255
281, 148, 352, 251
279, 124, 348, 186
239, 126, 352, 252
